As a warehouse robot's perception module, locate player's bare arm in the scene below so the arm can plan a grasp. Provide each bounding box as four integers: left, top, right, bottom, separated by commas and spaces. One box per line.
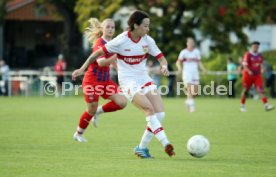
243, 65, 253, 75
158, 57, 169, 76
97, 54, 117, 67
199, 61, 207, 74
176, 60, 183, 76
72, 48, 104, 80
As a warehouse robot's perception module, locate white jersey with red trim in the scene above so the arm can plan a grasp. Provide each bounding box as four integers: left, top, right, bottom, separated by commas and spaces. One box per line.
102, 31, 163, 81
178, 48, 201, 74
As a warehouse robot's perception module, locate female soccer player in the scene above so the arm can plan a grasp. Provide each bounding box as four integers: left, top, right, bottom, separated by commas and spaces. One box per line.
176, 37, 207, 112
72, 11, 175, 158
73, 18, 127, 142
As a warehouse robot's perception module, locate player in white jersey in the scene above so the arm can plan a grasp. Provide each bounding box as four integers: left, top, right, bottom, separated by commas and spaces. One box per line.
72, 10, 175, 158
176, 37, 207, 112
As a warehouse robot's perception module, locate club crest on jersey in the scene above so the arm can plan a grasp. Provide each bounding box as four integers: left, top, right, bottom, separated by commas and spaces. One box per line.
142, 45, 149, 53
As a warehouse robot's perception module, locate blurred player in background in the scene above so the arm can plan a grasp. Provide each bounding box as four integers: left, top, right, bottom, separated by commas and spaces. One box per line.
240, 41, 274, 112
176, 37, 207, 112
227, 57, 238, 98
72, 11, 175, 158
0, 59, 10, 96
54, 54, 66, 97
73, 18, 127, 142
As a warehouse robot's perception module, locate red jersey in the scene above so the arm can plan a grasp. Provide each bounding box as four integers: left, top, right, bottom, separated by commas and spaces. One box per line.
83, 37, 114, 82
242, 52, 263, 76
55, 60, 66, 76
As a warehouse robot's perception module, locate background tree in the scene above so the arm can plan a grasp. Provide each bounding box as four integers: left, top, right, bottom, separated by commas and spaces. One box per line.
42, 0, 83, 68
74, 0, 274, 64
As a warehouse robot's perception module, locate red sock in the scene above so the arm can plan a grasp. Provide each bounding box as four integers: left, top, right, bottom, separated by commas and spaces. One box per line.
241, 95, 246, 104
102, 101, 122, 113
79, 111, 93, 130
262, 97, 268, 104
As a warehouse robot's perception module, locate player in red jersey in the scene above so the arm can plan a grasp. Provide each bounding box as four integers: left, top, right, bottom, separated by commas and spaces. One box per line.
54, 54, 66, 97
240, 41, 274, 112
73, 18, 127, 142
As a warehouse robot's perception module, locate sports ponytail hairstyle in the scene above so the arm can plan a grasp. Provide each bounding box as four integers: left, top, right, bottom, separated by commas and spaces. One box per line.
85, 18, 103, 46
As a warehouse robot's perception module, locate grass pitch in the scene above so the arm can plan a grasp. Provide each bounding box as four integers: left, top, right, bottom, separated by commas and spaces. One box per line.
0, 97, 276, 177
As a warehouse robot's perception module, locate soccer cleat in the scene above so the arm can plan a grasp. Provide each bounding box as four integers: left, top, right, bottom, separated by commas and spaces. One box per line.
73, 132, 88, 142
134, 146, 153, 159
240, 105, 246, 112
265, 104, 275, 112
92, 113, 99, 128
165, 144, 175, 157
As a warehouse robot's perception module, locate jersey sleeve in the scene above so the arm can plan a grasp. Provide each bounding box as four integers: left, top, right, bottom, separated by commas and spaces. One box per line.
93, 39, 106, 60
102, 32, 125, 54
94, 38, 115, 60
147, 35, 164, 60
196, 49, 201, 60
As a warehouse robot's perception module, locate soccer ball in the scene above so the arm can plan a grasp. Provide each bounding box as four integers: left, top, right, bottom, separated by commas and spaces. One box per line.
187, 135, 210, 158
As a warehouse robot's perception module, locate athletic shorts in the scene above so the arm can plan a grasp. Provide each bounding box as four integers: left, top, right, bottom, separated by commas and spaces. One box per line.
182, 71, 200, 86
119, 75, 157, 102
242, 74, 263, 90
82, 80, 121, 103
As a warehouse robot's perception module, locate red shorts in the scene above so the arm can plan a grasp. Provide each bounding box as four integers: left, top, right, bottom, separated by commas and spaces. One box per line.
242, 74, 263, 90
82, 80, 121, 103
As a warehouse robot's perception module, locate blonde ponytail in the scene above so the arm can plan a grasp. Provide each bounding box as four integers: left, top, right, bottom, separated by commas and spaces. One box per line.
85, 18, 103, 46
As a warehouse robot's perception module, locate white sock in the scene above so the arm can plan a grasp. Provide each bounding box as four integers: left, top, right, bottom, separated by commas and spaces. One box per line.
77, 126, 85, 134
96, 106, 104, 114
146, 114, 169, 147
139, 112, 165, 149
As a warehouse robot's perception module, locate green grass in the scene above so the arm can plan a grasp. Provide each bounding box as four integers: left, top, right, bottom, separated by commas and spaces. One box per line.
0, 97, 276, 177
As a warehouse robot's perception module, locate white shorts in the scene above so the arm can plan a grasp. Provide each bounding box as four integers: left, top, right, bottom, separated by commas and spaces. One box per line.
119, 75, 157, 102
182, 71, 200, 86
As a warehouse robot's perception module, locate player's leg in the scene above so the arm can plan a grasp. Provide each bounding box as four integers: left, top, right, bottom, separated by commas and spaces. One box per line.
92, 81, 127, 127
73, 101, 98, 142
183, 72, 198, 112
188, 82, 199, 112
240, 76, 253, 112
73, 84, 98, 142
137, 89, 165, 151
56, 76, 63, 97
132, 92, 175, 157
255, 76, 274, 111
92, 93, 127, 127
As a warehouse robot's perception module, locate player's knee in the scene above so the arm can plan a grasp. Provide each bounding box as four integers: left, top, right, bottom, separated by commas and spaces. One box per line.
142, 105, 155, 115
242, 89, 249, 95
87, 102, 98, 115
191, 91, 198, 96
117, 100, 127, 109
113, 97, 127, 109
155, 112, 165, 122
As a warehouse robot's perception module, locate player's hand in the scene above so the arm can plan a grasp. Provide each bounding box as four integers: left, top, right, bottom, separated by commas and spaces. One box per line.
160, 65, 169, 76
72, 69, 84, 81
